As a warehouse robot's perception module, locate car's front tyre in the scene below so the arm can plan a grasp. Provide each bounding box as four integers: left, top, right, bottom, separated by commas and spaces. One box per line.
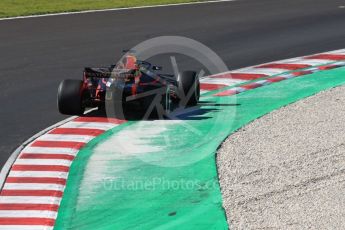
178, 71, 200, 107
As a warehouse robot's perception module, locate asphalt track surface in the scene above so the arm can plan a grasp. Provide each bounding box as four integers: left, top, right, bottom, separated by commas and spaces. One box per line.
0, 0, 345, 168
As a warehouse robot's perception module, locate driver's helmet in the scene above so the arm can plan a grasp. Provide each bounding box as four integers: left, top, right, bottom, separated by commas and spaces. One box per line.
115, 55, 138, 71
112, 55, 141, 81
124, 55, 138, 70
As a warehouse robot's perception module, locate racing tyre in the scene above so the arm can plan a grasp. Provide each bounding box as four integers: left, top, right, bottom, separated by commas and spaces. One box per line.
178, 71, 200, 107
57, 79, 85, 115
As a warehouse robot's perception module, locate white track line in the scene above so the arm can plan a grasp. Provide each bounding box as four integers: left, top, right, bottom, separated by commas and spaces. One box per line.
0, 0, 236, 21
327, 49, 345, 54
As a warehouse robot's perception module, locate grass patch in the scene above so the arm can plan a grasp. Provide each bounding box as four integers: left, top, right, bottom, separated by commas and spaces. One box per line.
0, 0, 202, 18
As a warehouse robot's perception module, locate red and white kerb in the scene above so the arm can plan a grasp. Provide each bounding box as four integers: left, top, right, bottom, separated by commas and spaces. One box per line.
200, 49, 345, 95
0, 117, 125, 230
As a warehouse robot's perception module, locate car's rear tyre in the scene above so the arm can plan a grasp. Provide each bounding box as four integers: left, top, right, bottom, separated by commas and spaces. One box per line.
178, 71, 200, 107
57, 79, 85, 115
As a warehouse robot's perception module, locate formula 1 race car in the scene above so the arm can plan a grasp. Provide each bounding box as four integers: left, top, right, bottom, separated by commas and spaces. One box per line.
57, 55, 200, 117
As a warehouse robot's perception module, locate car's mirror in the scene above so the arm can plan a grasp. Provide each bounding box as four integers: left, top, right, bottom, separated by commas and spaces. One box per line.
152, 66, 162, 71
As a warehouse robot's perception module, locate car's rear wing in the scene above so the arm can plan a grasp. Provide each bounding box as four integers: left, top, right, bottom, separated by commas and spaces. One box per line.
84, 67, 112, 78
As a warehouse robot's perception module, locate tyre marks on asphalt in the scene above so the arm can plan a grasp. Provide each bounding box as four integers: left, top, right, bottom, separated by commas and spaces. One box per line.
0, 117, 125, 230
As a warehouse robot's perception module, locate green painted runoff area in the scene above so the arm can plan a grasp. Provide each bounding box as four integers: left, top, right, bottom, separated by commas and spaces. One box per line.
55, 67, 345, 229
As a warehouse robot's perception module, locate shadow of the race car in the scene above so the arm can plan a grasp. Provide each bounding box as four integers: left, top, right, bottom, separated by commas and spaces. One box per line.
82, 100, 240, 121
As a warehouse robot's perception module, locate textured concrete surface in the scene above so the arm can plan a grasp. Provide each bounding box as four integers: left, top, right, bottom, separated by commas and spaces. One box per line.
217, 85, 345, 229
